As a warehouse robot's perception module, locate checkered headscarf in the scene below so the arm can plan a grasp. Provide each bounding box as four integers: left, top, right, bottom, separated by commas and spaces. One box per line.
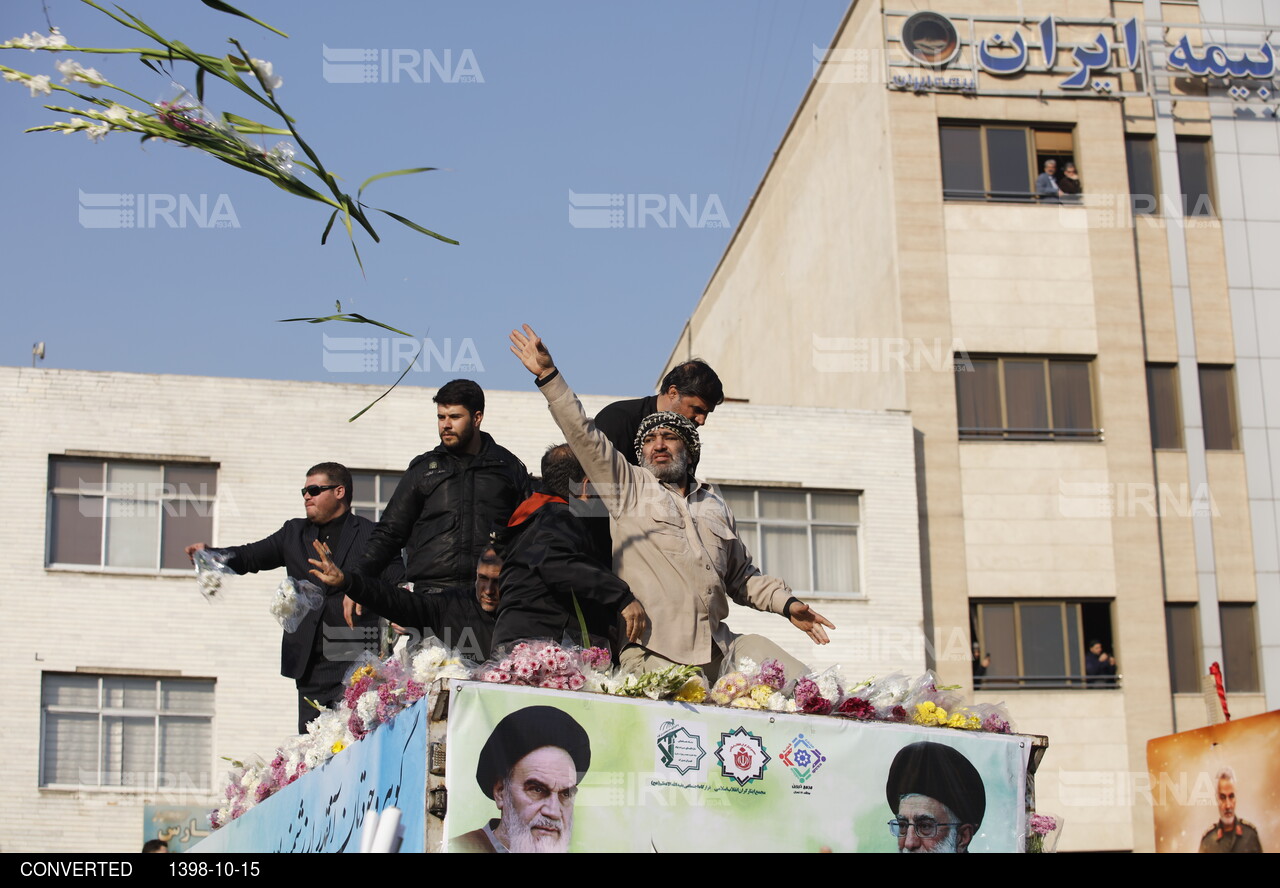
633, 411, 701, 466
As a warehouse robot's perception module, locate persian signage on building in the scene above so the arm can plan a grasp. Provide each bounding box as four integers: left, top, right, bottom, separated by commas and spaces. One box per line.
882, 10, 1279, 104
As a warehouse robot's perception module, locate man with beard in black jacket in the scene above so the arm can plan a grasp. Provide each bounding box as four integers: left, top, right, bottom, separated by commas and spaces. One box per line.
491, 444, 647, 654
350, 379, 531, 616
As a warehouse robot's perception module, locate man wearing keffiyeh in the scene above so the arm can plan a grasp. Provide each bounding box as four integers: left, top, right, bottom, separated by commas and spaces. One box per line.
510, 324, 835, 681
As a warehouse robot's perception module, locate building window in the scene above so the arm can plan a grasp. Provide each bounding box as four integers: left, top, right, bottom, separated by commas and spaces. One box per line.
40, 673, 214, 790
939, 123, 1075, 202
1166, 603, 1201, 693
1176, 137, 1215, 218
717, 487, 861, 599
1125, 135, 1159, 216
956, 356, 1099, 441
1147, 363, 1183, 449
350, 470, 403, 522
47, 458, 216, 571
1220, 604, 1260, 693
971, 600, 1115, 689
1199, 366, 1239, 451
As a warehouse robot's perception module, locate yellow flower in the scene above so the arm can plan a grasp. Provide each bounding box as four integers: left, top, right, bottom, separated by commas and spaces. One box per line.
673, 678, 707, 703
331, 740, 347, 754
750, 684, 774, 706
349, 664, 379, 684
731, 696, 762, 709
913, 702, 947, 726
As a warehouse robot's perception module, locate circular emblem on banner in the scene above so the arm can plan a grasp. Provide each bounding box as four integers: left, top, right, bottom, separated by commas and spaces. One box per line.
901, 12, 960, 67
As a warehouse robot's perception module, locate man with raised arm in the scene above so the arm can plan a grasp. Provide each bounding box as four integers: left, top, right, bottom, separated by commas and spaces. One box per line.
509, 324, 834, 679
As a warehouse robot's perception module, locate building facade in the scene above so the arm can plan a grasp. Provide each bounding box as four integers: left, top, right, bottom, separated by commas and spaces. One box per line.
666, 0, 1277, 852
0, 365, 920, 852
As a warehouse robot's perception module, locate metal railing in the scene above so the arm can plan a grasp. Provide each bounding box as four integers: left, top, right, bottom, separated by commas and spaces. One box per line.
959, 426, 1104, 442
975, 674, 1122, 690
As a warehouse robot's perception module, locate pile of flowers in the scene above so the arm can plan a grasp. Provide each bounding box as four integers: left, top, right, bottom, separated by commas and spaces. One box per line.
214, 642, 1017, 829
212, 636, 471, 827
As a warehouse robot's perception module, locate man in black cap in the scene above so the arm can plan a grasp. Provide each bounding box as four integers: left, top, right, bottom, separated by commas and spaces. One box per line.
451, 706, 591, 853
885, 741, 986, 853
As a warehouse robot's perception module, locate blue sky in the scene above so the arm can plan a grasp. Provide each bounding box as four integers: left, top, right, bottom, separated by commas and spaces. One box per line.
0, 0, 849, 402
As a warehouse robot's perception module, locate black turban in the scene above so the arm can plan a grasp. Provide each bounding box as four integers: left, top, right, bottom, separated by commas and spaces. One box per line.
886, 741, 986, 827
475, 706, 592, 799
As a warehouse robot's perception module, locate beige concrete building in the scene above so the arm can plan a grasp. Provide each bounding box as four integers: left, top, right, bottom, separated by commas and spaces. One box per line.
0, 365, 921, 852
668, 0, 1277, 852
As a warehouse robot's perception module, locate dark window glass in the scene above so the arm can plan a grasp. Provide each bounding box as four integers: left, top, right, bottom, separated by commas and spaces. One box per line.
1147, 364, 1183, 449
940, 126, 984, 197
974, 600, 1105, 688
956, 359, 1001, 436
1020, 603, 1067, 676
1220, 604, 1259, 693
1199, 365, 1239, 451
958, 356, 1097, 441
1125, 136, 1159, 215
940, 123, 1072, 202
1166, 604, 1201, 693
1051, 361, 1094, 438
986, 128, 1031, 196
1004, 361, 1049, 434
1176, 137, 1214, 217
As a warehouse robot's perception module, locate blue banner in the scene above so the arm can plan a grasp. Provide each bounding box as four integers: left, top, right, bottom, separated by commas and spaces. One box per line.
190, 699, 428, 853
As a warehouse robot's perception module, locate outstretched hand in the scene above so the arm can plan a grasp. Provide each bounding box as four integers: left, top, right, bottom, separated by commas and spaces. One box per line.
788, 601, 835, 645
308, 539, 345, 588
509, 324, 556, 378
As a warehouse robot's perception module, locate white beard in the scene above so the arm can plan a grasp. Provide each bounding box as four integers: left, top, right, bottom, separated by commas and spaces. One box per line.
642, 448, 688, 485
900, 829, 960, 853
494, 786, 572, 853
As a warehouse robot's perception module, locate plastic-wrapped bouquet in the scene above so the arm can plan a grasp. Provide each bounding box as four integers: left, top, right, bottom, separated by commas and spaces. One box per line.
410, 636, 474, 687
269, 577, 324, 632
615, 663, 704, 701
708, 656, 790, 709
474, 640, 592, 691
192, 548, 234, 601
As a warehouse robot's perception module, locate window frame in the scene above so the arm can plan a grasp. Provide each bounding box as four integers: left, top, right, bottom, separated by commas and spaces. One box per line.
939, 121, 1077, 203
45, 457, 218, 574
349, 469, 403, 523
713, 485, 864, 601
1175, 136, 1217, 219
39, 672, 215, 792
1219, 603, 1260, 694
1198, 365, 1240, 451
1125, 134, 1160, 216
956, 355, 1101, 441
971, 599, 1116, 689
1146, 363, 1184, 450
1165, 603, 1202, 694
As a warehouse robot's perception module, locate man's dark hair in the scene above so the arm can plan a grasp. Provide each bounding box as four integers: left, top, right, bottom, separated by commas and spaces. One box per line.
479, 544, 502, 568
307, 462, 353, 505
661, 359, 724, 407
141, 839, 168, 853
541, 444, 586, 500
434, 379, 485, 414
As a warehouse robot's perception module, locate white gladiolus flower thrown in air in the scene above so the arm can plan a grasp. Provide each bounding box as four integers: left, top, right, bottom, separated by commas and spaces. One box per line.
249, 58, 282, 90
55, 58, 103, 87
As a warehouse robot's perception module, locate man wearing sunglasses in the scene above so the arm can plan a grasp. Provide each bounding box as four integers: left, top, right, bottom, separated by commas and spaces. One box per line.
185, 462, 404, 733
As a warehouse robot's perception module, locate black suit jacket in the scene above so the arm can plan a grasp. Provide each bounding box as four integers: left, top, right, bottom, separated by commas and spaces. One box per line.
216, 513, 405, 679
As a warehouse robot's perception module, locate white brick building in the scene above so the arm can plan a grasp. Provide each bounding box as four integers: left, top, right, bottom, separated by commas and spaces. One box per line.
0, 365, 921, 852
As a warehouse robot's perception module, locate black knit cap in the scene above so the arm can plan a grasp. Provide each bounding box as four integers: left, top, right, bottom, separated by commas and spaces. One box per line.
633, 411, 702, 465
885, 741, 986, 827
475, 706, 592, 799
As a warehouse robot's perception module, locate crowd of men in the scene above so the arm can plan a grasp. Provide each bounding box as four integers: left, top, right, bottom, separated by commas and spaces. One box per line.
188, 327, 834, 734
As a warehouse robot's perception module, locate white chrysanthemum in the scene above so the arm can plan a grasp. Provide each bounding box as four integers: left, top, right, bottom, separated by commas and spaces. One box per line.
816, 673, 842, 701
737, 657, 759, 677
355, 690, 378, 726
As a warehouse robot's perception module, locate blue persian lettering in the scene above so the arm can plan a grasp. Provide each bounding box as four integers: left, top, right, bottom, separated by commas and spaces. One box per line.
1121, 18, 1141, 69
1061, 33, 1112, 89
1039, 17, 1057, 69
1166, 35, 1276, 79
977, 31, 1028, 74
